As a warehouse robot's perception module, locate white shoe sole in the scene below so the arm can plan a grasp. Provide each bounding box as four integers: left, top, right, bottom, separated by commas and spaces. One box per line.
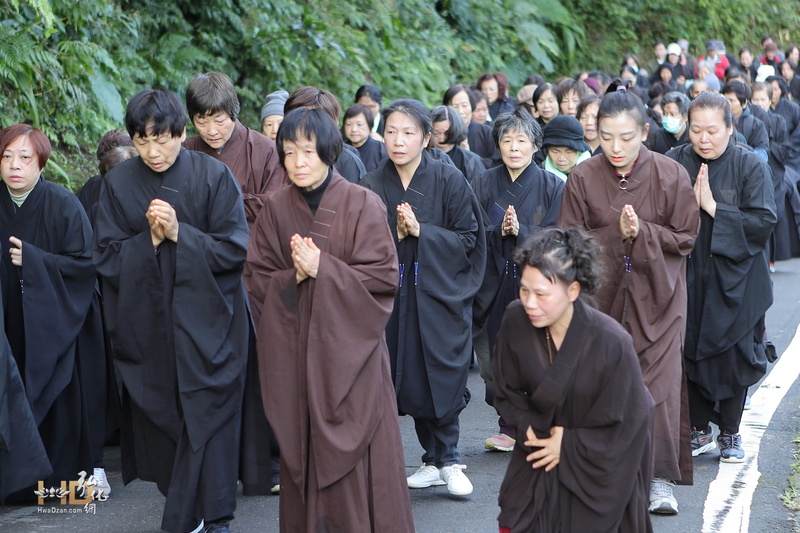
649, 499, 678, 514
447, 485, 473, 496
407, 478, 446, 488
719, 454, 745, 463
692, 441, 716, 456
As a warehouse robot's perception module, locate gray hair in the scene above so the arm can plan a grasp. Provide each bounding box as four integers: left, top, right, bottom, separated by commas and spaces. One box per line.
430, 105, 467, 145
492, 107, 543, 150
662, 91, 691, 116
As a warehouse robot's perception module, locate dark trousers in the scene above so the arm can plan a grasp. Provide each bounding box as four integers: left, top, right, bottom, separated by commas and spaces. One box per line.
414, 416, 461, 467
688, 380, 747, 434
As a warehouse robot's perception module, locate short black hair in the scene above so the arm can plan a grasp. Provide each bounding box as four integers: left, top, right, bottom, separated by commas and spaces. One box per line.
125, 88, 187, 139
355, 84, 382, 105
185, 72, 240, 121
766, 75, 790, 99
722, 80, 750, 106
443, 84, 472, 109
344, 103, 374, 126
382, 99, 432, 136
276, 108, 343, 167
532, 83, 559, 112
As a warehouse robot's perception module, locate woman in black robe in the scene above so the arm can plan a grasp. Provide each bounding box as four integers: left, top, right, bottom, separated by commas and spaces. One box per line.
443, 84, 500, 169
430, 104, 485, 186
667, 93, 776, 464
471, 107, 564, 453
493, 228, 653, 533
343, 103, 387, 172
0, 124, 97, 501
362, 99, 486, 497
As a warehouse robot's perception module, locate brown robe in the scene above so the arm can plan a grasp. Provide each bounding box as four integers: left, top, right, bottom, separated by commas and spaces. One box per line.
243, 172, 414, 533
558, 147, 698, 483
184, 120, 288, 227
493, 299, 654, 533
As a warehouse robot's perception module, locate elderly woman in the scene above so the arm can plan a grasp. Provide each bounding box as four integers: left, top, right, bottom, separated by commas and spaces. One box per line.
430, 105, 485, 186
667, 93, 776, 466
362, 99, 486, 497
244, 107, 414, 532
0, 124, 98, 500
471, 107, 564, 453
559, 81, 699, 515
493, 228, 654, 533
541, 115, 592, 181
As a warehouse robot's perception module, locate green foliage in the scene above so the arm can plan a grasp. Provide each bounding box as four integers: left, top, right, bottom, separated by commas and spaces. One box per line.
3, 0, 800, 189
564, 0, 800, 76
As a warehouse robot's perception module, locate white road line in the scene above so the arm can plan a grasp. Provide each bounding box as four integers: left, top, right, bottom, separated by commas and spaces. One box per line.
702, 322, 800, 532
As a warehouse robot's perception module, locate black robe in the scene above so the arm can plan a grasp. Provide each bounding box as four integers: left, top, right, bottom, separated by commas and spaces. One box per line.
446, 144, 486, 187
773, 97, 800, 172
736, 108, 769, 160
76, 173, 103, 227
761, 110, 800, 260
649, 127, 689, 155
352, 135, 387, 173
468, 120, 502, 169
489, 97, 516, 121
0, 179, 97, 499
337, 144, 366, 183
0, 298, 52, 500
493, 299, 654, 533
93, 148, 249, 532
362, 152, 486, 423
667, 142, 777, 400
472, 164, 564, 347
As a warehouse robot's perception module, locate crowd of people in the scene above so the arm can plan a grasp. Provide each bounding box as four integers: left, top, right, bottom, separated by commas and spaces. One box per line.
0, 32, 793, 532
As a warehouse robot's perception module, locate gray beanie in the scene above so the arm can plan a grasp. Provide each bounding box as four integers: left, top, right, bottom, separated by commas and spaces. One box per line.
260, 90, 289, 121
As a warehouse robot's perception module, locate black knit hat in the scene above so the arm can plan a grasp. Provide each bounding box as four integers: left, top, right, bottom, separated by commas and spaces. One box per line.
541, 115, 590, 152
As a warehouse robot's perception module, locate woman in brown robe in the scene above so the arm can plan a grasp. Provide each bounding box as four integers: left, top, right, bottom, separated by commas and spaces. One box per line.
244, 108, 414, 532
493, 228, 654, 533
558, 80, 699, 515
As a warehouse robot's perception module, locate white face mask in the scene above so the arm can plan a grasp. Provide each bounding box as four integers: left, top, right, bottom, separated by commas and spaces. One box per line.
662, 115, 684, 134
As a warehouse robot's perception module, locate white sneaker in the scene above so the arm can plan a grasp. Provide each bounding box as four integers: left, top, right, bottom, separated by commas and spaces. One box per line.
407, 464, 446, 488
92, 468, 111, 498
440, 464, 473, 496
649, 477, 678, 514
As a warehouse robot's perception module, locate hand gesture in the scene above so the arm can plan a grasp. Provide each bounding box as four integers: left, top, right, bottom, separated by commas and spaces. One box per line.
148, 199, 179, 243
291, 234, 321, 281
397, 202, 420, 238
145, 205, 165, 248
524, 425, 564, 472
502, 205, 519, 236
694, 163, 716, 217
8, 236, 22, 267
620, 204, 639, 239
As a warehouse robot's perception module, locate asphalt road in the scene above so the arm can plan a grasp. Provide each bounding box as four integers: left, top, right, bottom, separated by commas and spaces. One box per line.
3, 258, 800, 533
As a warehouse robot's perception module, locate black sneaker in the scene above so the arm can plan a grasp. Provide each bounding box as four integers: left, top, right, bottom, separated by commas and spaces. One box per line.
691, 426, 716, 456
717, 431, 744, 463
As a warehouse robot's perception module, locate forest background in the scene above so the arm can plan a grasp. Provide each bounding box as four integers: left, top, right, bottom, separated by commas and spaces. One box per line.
1, 0, 799, 188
